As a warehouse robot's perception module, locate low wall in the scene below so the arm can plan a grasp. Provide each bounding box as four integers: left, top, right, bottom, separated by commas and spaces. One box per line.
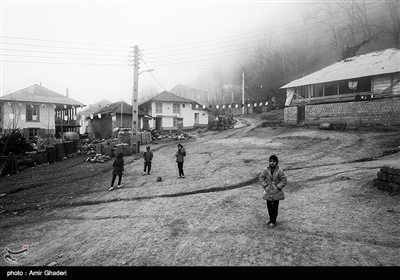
374, 165, 400, 194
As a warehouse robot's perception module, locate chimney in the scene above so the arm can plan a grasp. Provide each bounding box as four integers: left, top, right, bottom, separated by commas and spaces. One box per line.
66, 88, 69, 97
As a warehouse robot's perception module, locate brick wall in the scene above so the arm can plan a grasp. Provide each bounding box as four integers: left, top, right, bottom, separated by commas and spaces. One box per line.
374, 165, 400, 194
284, 97, 400, 127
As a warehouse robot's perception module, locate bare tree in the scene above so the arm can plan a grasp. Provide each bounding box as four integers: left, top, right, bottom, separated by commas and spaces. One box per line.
379, 0, 400, 48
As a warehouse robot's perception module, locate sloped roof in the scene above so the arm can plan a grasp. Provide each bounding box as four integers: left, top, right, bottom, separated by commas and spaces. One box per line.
78, 99, 112, 115
0, 84, 85, 107
139, 91, 200, 106
92, 101, 148, 116
170, 84, 208, 93
280, 48, 400, 89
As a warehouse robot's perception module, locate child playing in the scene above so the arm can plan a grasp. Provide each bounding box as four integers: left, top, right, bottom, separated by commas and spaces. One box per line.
175, 144, 186, 178
109, 152, 124, 191
143, 146, 153, 175
259, 155, 287, 228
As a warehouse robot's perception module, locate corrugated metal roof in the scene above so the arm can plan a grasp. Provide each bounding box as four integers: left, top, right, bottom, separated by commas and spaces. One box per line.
0, 84, 85, 106
280, 48, 400, 89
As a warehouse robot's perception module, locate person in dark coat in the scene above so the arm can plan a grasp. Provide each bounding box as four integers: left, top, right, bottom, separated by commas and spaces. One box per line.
143, 146, 154, 175
109, 152, 124, 191
259, 155, 287, 228
175, 144, 186, 178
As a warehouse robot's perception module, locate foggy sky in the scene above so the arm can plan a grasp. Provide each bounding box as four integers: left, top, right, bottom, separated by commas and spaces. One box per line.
1, 0, 306, 107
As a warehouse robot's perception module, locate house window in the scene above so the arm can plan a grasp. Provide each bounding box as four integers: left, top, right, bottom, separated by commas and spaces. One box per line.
26, 105, 39, 122
173, 117, 177, 127
28, 128, 40, 141
155, 103, 162, 114
173, 103, 180, 114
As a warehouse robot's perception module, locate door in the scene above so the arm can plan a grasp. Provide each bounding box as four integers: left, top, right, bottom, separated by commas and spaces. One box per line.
155, 116, 162, 130
194, 113, 199, 126
297, 106, 305, 124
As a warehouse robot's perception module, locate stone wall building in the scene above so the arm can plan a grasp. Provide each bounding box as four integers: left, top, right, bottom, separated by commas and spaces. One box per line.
280, 48, 400, 128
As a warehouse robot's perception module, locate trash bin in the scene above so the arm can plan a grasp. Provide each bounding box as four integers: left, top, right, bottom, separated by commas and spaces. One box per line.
55, 143, 66, 160
36, 149, 48, 165
46, 146, 57, 163
64, 141, 74, 155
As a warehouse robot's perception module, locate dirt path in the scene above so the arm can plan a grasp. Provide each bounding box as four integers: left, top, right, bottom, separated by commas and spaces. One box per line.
1, 116, 399, 267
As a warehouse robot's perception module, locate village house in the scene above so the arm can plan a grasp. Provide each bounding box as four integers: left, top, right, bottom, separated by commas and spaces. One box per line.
169, 84, 209, 104
280, 48, 400, 128
138, 91, 209, 131
86, 101, 151, 139
77, 99, 112, 135
0, 84, 84, 141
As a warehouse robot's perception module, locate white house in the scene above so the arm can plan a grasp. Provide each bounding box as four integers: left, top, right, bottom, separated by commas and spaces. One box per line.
0, 84, 85, 140
138, 91, 209, 131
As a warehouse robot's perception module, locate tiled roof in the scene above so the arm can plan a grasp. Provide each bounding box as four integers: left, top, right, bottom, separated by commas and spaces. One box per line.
139, 91, 200, 105
280, 48, 400, 89
78, 99, 112, 115
92, 101, 148, 116
0, 84, 85, 106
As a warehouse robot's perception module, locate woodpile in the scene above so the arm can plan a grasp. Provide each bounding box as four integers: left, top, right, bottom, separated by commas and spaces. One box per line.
374, 165, 400, 195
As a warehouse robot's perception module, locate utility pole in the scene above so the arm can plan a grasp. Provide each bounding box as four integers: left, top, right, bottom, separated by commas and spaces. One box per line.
120, 99, 123, 128
242, 67, 245, 115
132, 45, 139, 153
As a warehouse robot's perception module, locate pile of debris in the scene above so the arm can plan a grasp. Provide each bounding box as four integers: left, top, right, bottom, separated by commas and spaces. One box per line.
85, 153, 112, 163
174, 133, 191, 140
80, 143, 100, 154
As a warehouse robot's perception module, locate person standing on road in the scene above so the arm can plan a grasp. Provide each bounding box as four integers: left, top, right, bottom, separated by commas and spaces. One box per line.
175, 144, 186, 178
143, 146, 154, 175
259, 155, 287, 228
109, 152, 124, 191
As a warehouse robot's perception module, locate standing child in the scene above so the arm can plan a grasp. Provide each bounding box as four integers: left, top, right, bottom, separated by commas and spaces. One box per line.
109, 152, 124, 191
259, 155, 287, 228
143, 146, 153, 175
175, 144, 186, 178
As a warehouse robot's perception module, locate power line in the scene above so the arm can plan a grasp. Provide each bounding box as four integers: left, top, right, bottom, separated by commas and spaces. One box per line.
1, 47, 128, 57
0, 41, 130, 53
0, 60, 124, 66
144, 1, 388, 52
139, 54, 167, 91
2, 53, 129, 62
0, 35, 131, 48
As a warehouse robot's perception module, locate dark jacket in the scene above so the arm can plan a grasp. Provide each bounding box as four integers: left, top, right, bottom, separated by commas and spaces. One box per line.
259, 164, 287, 200
175, 148, 186, 163
112, 154, 124, 175
143, 150, 153, 162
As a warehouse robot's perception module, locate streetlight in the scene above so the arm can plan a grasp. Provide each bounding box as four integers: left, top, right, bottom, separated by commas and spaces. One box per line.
131, 52, 154, 154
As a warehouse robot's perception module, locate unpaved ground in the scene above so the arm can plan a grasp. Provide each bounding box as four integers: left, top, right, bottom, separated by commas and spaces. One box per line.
1, 112, 400, 267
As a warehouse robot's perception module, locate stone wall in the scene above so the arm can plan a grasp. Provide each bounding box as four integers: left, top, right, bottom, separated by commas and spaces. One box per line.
374, 165, 400, 195
284, 106, 298, 125
284, 96, 400, 127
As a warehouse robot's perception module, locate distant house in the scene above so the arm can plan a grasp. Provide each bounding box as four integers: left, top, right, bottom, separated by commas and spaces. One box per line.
0, 84, 84, 140
77, 99, 112, 134
138, 91, 209, 131
86, 101, 151, 139
280, 48, 400, 127
169, 84, 209, 104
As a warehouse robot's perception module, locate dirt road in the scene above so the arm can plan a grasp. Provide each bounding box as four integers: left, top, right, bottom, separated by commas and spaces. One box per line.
1, 113, 400, 268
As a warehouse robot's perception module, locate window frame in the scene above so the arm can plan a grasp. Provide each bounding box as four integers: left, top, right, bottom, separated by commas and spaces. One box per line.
173, 103, 180, 114
155, 102, 163, 114
26, 104, 40, 122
